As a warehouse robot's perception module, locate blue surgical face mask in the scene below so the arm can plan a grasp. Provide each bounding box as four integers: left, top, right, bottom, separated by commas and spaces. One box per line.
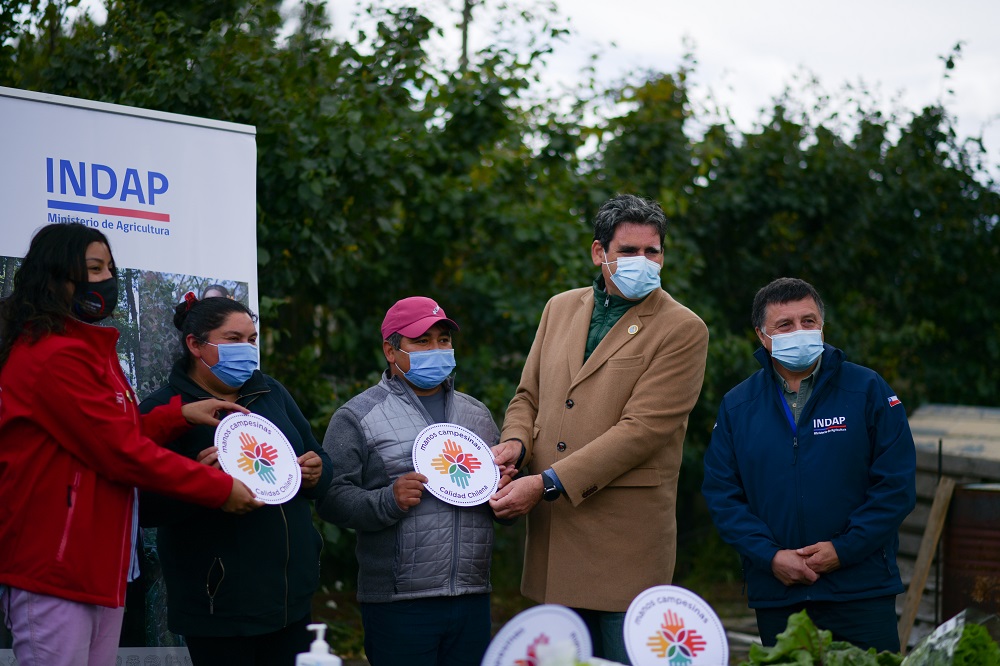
201, 341, 259, 388
764, 328, 824, 371
603, 251, 662, 300
396, 348, 456, 390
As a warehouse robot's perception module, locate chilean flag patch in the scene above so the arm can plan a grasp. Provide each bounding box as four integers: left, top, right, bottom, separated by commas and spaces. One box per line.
888, 395, 902, 407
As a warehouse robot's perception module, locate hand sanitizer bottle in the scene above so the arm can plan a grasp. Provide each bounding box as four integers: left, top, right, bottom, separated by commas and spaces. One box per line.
296, 623, 342, 666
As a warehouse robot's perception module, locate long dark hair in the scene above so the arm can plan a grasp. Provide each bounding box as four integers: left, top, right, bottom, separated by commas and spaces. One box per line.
173, 295, 257, 370
0, 224, 114, 368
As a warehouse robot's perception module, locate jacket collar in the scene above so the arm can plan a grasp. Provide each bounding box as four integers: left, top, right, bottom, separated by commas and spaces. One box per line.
379, 368, 454, 398
167, 358, 270, 402
64, 317, 120, 354
566, 286, 669, 388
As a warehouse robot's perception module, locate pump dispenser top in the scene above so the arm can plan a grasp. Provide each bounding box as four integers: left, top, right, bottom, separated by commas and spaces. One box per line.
295, 623, 342, 666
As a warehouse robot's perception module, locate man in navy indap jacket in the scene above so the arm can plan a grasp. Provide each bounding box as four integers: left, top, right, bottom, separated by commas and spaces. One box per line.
702, 277, 916, 653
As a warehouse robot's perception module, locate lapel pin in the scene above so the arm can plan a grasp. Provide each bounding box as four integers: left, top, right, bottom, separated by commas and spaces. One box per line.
627, 325, 638, 335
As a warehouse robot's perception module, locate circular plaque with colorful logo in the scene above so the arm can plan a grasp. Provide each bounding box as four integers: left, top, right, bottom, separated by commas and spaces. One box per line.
624, 585, 728, 666
412, 423, 499, 507
214, 412, 301, 505
482, 604, 592, 666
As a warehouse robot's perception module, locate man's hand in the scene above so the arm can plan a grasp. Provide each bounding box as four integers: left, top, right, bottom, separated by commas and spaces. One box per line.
221, 479, 264, 514
298, 451, 323, 489
771, 549, 820, 586
797, 541, 841, 574
489, 474, 543, 520
394, 472, 427, 511
181, 399, 249, 426
491, 439, 522, 473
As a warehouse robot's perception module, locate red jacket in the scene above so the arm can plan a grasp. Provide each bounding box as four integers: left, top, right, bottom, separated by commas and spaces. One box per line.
0, 318, 234, 608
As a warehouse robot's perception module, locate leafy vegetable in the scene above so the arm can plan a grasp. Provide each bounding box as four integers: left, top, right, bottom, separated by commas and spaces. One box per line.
740, 610, 903, 666
902, 615, 1000, 666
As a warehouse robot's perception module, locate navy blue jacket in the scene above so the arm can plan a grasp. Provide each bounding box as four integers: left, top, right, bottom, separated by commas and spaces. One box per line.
140, 364, 333, 636
702, 344, 916, 608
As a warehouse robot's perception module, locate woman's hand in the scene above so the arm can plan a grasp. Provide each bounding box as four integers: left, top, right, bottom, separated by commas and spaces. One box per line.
221, 479, 264, 514
298, 451, 324, 489
181, 399, 250, 427
196, 446, 222, 470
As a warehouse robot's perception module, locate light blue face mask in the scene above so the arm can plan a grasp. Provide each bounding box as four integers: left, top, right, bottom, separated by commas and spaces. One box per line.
603, 251, 662, 300
764, 329, 824, 371
201, 341, 259, 388
396, 348, 456, 390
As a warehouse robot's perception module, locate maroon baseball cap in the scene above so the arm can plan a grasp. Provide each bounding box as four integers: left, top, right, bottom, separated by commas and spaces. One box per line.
381, 297, 459, 340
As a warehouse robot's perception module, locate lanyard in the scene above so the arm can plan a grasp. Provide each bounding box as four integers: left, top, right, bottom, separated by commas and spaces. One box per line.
774, 379, 797, 436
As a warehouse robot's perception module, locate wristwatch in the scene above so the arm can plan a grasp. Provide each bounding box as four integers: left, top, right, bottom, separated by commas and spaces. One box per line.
541, 472, 561, 502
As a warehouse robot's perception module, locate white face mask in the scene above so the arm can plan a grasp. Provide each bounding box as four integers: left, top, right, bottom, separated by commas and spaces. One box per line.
602, 251, 662, 299
763, 328, 824, 371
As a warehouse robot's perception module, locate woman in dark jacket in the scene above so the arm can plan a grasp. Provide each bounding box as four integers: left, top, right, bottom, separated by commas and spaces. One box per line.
140, 295, 333, 666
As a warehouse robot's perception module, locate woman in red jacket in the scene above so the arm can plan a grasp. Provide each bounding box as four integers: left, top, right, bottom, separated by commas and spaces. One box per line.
0, 223, 262, 666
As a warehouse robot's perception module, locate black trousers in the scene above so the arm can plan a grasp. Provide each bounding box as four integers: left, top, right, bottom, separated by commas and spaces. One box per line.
184, 613, 312, 666
755, 595, 900, 652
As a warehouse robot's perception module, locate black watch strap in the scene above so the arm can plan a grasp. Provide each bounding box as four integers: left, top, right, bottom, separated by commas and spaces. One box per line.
541, 472, 561, 501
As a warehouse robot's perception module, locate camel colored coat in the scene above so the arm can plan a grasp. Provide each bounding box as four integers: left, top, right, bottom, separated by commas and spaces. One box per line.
502, 286, 708, 611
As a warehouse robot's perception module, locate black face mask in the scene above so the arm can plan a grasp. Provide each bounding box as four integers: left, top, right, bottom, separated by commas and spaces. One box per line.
72, 276, 118, 323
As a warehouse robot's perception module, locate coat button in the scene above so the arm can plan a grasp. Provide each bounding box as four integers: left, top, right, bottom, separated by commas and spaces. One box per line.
565, 399, 574, 408
557, 441, 566, 452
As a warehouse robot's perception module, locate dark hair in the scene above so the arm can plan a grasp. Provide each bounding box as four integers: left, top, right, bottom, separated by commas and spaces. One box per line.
173, 295, 258, 369
0, 223, 114, 368
751, 277, 826, 331
593, 194, 668, 251
384, 331, 403, 370
202, 284, 230, 299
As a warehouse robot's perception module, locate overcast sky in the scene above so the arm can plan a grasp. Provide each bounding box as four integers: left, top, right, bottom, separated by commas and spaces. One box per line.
69, 0, 1000, 170
330, 0, 1000, 169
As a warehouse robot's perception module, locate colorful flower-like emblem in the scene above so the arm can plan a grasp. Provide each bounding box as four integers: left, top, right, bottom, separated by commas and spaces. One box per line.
430, 439, 482, 489
514, 634, 550, 666
646, 611, 706, 665
237, 431, 279, 484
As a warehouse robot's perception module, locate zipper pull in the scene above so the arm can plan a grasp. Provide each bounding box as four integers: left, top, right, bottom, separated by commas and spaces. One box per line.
209, 596, 214, 615
604, 294, 610, 307
792, 436, 798, 465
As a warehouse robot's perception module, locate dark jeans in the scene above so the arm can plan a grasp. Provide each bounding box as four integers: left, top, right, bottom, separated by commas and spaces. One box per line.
184, 613, 312, 666
572, 608, 630, 665
755, 595, 900, 652
361, 594, 491, 666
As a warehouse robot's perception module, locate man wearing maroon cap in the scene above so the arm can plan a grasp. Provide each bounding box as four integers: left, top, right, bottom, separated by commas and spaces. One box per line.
316, 296, 500, 666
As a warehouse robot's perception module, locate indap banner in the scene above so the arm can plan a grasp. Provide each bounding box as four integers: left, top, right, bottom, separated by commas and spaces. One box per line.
0, 85, 257, 291
0, 87, 258, 661
0, 86, 258, 394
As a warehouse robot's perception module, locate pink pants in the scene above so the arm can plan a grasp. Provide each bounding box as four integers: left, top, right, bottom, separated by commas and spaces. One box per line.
0, 586, 124, 666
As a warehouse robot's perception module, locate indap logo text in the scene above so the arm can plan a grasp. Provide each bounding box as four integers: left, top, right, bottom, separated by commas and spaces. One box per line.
812, 416, 847, 435
47, 158, 169, 205
46, 158, 173, 235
